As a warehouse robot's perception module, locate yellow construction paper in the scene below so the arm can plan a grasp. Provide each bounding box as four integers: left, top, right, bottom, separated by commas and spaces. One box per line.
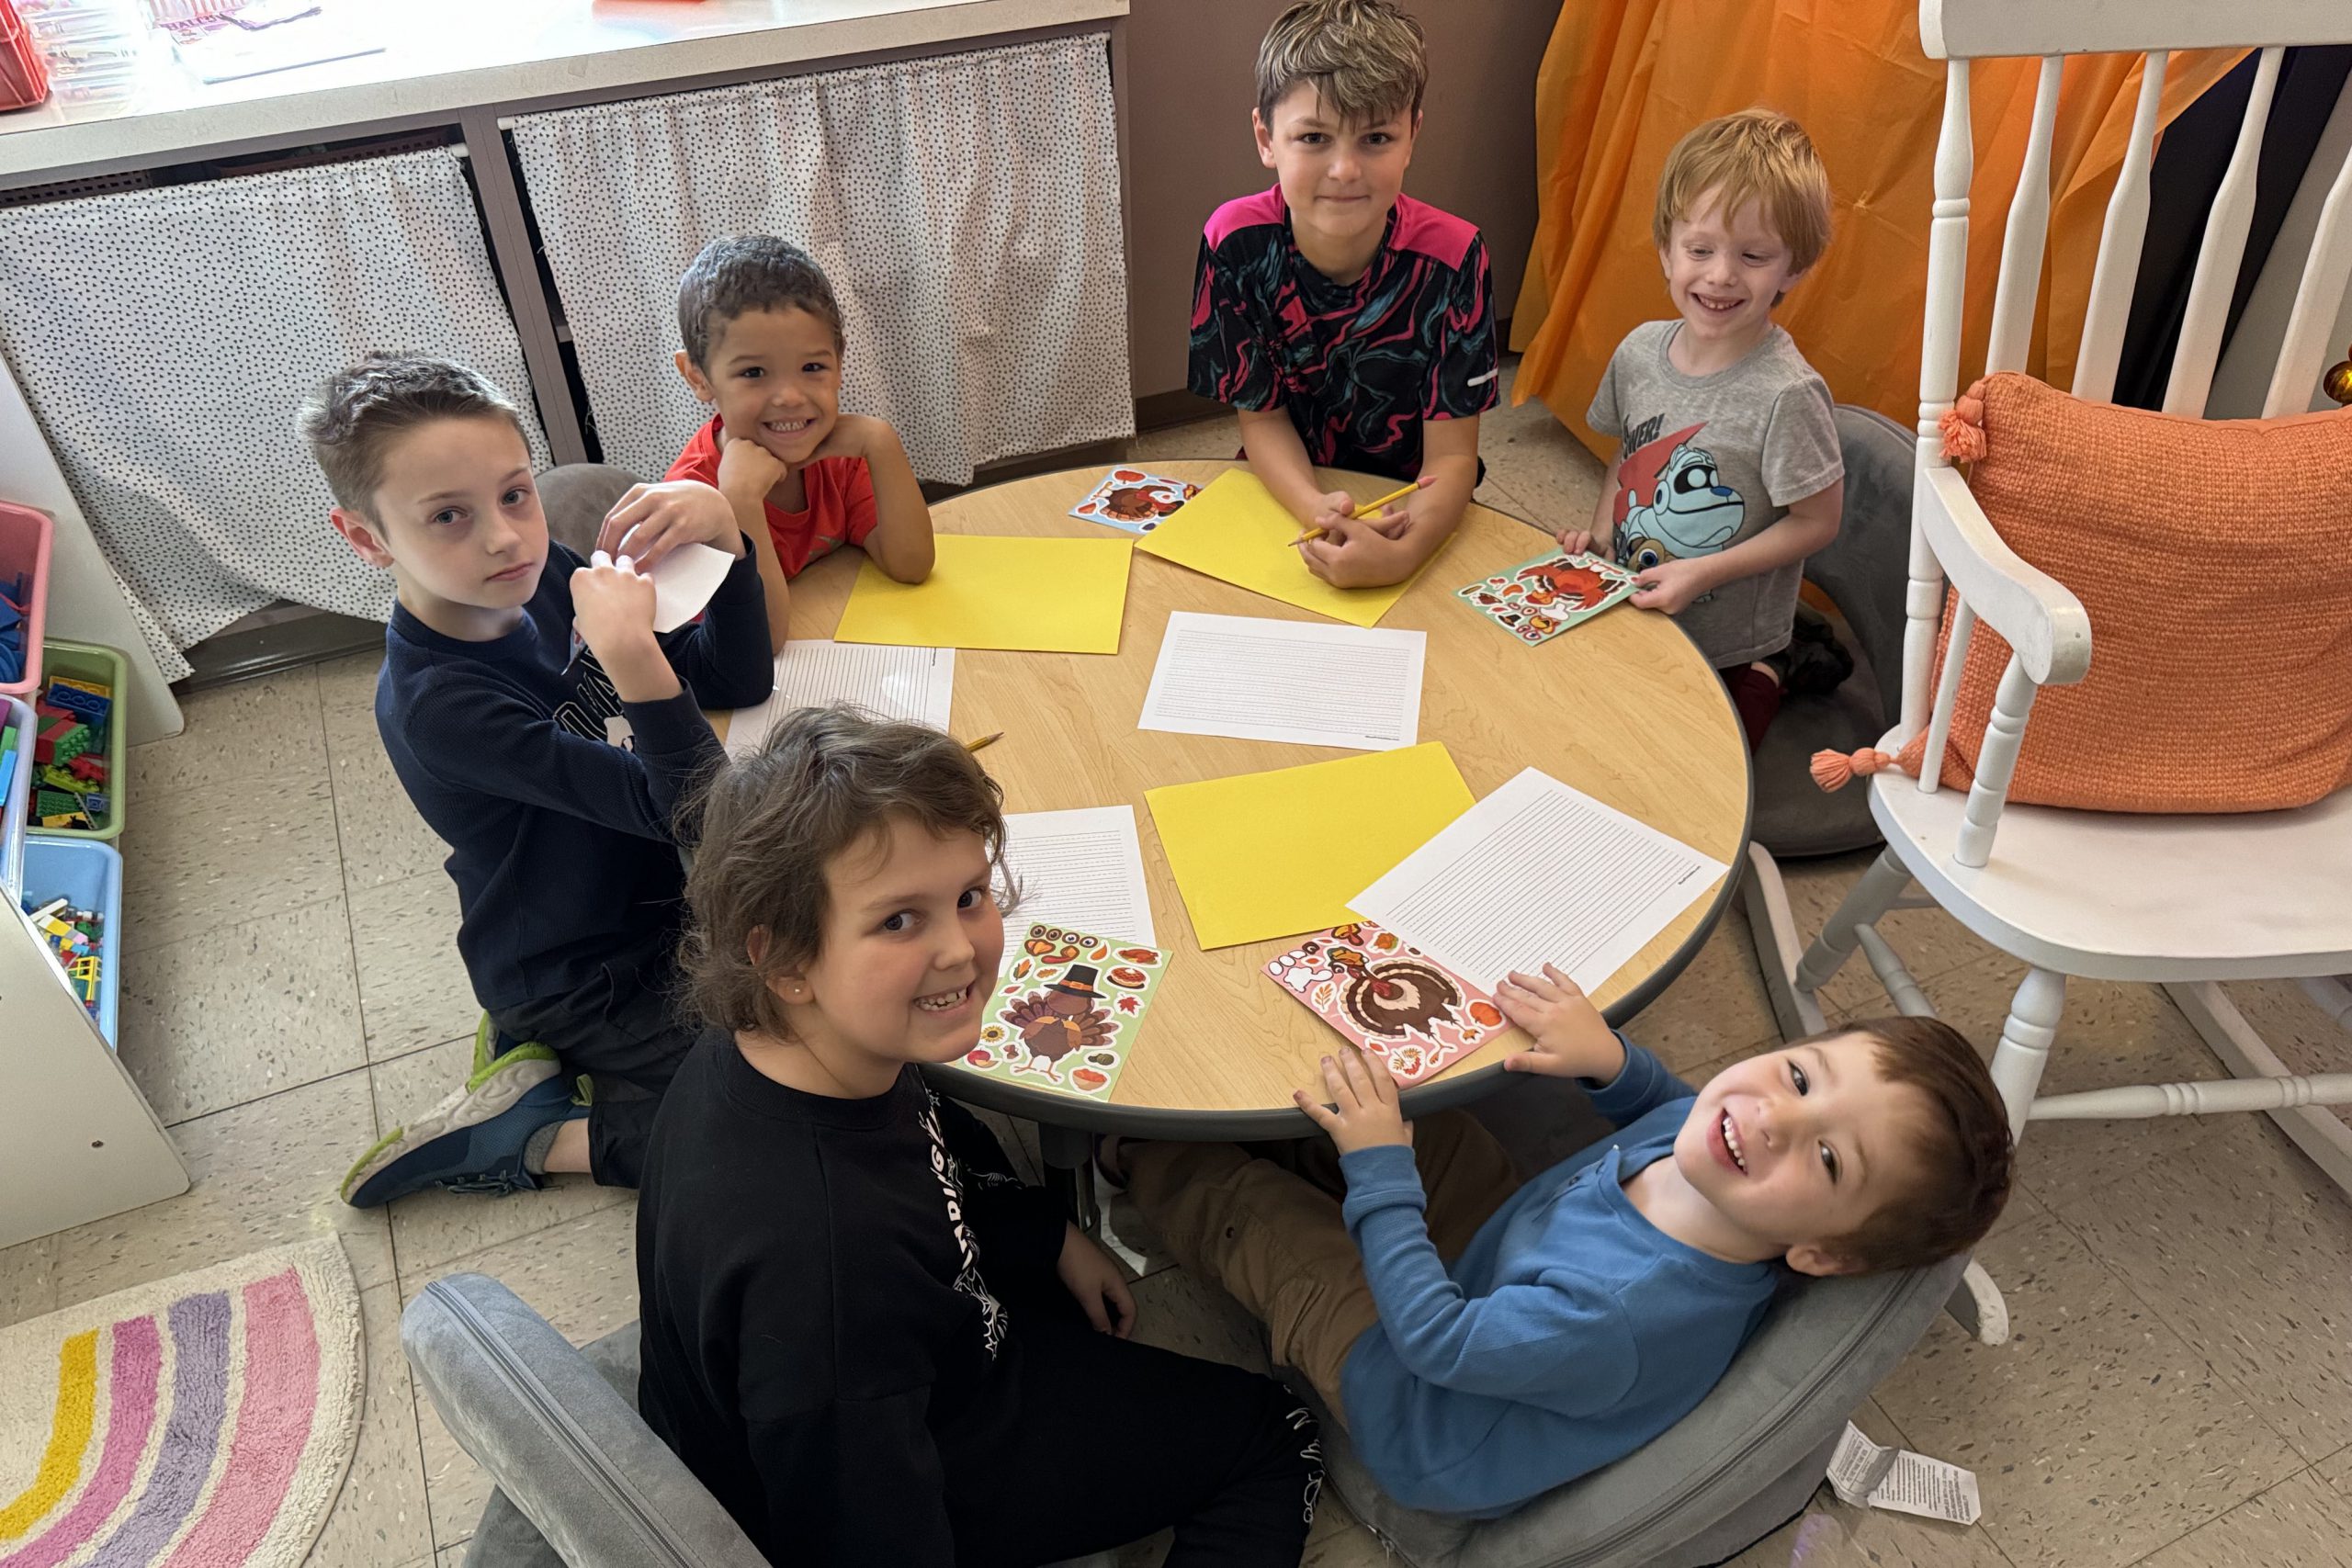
1135, 469, 1427, 628
831, 536, 1133, 653
1145, 742, 1475, 949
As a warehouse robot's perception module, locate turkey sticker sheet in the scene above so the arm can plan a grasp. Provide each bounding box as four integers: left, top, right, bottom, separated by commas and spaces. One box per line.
1264, 920, 1503, 1085
1069, 468, 1203, 534
1454, 550, 1638, 646
965, 922, 1167, 1099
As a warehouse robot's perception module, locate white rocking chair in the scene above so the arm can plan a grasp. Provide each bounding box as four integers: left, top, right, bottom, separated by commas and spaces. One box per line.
1743, 0, 2352, 1345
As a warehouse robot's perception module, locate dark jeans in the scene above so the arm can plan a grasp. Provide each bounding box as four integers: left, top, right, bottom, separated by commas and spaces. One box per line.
950, 1289, 1321, 1568
489, 942, 694, 1189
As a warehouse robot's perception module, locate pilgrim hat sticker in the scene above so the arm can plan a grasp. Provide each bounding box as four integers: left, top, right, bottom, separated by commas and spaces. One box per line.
1046, 964, 1105, 999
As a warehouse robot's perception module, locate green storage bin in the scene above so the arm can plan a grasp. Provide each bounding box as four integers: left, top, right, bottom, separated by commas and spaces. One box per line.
28, 638, 126, 842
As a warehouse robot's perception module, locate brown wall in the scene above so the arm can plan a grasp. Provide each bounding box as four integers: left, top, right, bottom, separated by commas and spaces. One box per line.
1122, 0, 1555, 401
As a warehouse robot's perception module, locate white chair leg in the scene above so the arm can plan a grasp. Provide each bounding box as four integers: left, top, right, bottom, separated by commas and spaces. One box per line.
2298, 976, 2352, 1031
2164, 981, 2352, 1199
1792, 848, 1912, 997
1991, 967, 2066, 1140
1739, 845, 1828, 1043
1945, 968, 2064, 1346
1944, 1259, 2010, 1347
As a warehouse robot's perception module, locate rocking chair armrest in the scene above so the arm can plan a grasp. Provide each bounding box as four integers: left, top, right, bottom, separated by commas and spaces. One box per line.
1918, 465, 2093, 687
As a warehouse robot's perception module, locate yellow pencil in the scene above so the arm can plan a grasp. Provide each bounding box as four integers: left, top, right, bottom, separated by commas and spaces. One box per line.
964, 731, 1003, 754
1292, 477, 1430, 546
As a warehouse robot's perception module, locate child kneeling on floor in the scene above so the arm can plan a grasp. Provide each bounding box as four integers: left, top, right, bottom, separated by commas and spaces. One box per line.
1111, 971, 2011, 1517
635, 707, 1322, 1565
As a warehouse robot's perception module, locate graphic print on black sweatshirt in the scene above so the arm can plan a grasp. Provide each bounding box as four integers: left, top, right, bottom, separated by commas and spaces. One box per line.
920, 1096, 1008, 1357
551, 647, 635, 750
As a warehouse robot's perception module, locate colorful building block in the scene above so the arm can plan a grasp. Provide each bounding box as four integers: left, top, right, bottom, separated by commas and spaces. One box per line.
44, 677, 111, 728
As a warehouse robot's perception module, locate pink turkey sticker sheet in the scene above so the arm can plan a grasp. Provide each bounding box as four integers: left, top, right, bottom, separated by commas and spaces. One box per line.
1263, 919, 1504, 1085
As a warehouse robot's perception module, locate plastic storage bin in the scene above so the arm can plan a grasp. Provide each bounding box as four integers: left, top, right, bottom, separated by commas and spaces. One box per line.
30, 637, 125, 840
0, 500, 50, 700
19, 833, 121, 1047
0, 2, 50, 113
1, 693, 30, 893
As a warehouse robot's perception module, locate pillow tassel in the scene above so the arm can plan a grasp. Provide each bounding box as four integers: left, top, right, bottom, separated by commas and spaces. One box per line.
1811, 731, 1929, 793
1939, 378, 1989, 461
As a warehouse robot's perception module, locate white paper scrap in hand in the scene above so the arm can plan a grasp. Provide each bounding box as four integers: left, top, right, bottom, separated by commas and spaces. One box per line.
1138, 611, 1425, 751
646, 541, 736, 634
1826, 1423, 1983, 1526
1349, 767, 1729, 994
998, 807, 1157, 954
724, 642, 956, 759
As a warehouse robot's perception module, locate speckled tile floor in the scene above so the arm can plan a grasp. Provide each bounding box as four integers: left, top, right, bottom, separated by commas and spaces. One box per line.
10, 361, 2350, 1566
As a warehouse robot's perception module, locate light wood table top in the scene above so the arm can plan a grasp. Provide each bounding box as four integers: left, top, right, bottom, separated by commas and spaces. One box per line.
722, 459, 1750, 1135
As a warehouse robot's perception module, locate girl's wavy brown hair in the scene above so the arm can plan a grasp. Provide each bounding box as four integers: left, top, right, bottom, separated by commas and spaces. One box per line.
680, 706, 1006, 1039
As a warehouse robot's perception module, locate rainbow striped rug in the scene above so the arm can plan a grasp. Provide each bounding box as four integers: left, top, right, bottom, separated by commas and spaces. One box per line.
0, 1239, 360, 1568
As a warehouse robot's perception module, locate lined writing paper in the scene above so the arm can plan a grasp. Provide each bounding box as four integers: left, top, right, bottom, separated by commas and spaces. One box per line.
1351, 768, 1728, 992
1138, 612, 1423, 750
998, 806, 1157, 951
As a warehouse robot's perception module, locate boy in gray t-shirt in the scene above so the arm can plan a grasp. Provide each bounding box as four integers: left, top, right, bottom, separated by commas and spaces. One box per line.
1560, 110, 1846, 751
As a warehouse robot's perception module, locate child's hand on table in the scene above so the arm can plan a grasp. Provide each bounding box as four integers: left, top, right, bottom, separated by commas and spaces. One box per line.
598, 479, 745, 565
1630, 557, 1713, 615
1295, 1047, 1412, 1155
1497, 964, 1626, 1085
1057, 1223, 1136, 1338
1554, 527, 1602, 559
1304, 488, 1362, 537
1297, 512, 1414, 588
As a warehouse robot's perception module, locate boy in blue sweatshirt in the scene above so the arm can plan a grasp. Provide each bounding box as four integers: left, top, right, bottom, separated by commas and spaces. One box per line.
1116, 967, 2011, 1517
301, 355, 773, 1208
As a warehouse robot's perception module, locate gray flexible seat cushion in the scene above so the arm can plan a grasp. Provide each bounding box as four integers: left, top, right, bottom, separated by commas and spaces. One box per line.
1289, 1257, 1962, 1568
401, 1272, 769, 1568
536, 463, 644, 560
401, 1272, 1121, 1568
1751, 405, 1916, 860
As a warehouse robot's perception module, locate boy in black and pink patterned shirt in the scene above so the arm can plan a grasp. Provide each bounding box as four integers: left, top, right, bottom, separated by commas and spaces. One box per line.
1189, 0, 1497, 589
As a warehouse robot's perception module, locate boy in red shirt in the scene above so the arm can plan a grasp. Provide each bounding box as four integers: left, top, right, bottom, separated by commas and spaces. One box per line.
667, 236, 934, 648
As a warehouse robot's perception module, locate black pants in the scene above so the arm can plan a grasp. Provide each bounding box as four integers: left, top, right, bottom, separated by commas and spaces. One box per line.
949, 1288, 1322, 1568
489, 942, 694, 1189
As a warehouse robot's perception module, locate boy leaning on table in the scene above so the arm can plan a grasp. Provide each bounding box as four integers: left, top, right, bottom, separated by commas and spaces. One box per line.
1189, 0, 1498, 590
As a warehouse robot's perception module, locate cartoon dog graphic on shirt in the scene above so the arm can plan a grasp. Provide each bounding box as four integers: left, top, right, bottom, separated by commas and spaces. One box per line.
1609, 417, 1745, 570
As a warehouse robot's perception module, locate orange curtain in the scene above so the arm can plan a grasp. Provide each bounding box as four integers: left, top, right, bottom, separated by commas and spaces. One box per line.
1510, 0, 2248, 455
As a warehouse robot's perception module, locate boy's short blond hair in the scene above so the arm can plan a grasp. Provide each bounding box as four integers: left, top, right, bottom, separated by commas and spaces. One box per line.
1654, 108, 1833, 276
1256, 0, 1427, 130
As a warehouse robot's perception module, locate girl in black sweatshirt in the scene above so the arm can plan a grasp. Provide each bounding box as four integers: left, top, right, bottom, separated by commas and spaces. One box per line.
635, 706, 1321, 1565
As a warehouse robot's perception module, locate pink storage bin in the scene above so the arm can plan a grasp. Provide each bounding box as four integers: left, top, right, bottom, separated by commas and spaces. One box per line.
0, 500, 52, 701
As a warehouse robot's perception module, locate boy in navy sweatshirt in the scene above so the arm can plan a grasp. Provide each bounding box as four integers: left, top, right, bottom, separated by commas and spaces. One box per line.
1113, 969, 2012, 1517
302, 354, 773, 1207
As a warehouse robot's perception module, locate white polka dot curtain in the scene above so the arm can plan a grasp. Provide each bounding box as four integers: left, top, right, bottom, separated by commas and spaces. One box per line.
508, 33, 1135, 488
0, 148, 548, 680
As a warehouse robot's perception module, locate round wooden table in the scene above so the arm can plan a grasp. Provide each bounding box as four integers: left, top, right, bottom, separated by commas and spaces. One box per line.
730, 459, 1750, 1139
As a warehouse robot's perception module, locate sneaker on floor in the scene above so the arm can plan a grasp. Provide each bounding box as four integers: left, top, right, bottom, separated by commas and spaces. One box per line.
340, 1044, 581, 1208
1770, 606, 1857, 698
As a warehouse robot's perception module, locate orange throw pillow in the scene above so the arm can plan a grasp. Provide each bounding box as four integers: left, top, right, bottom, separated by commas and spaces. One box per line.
1929, 372, 2352, 813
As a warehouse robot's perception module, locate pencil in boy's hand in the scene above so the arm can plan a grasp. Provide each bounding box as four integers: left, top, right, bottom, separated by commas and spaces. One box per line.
964, 732, 1003, 754
1293, 476, 1435, 546
1350, 477, 1430, 520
